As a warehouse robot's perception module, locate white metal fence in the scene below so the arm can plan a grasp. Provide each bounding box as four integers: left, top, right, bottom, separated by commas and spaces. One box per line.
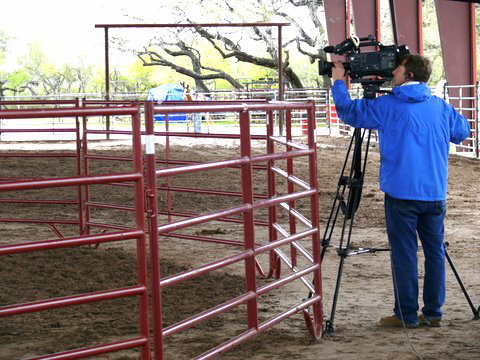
1, 84, 478, 158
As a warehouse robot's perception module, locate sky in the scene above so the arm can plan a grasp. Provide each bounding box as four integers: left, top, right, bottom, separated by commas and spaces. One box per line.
0, 0, 170, 70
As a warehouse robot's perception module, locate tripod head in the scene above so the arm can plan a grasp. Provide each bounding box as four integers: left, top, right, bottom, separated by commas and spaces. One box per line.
358, 79, 391, 100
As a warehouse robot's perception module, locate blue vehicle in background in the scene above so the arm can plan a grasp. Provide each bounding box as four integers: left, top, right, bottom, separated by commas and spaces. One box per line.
147, 84, 187, 123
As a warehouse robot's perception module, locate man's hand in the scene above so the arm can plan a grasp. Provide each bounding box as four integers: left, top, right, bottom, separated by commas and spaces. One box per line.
331, 62, 346, 84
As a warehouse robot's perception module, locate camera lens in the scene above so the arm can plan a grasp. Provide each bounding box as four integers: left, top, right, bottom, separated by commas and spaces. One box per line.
318, 60, 333, 77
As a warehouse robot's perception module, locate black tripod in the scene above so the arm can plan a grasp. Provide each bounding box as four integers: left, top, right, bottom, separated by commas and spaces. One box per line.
317, 81, 479, 336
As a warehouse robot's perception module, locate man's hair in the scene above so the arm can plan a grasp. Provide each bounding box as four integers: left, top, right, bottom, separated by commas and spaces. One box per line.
401, 54, 432, 83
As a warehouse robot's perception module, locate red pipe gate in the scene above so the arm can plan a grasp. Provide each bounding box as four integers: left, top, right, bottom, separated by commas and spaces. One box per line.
0, 100, 323, 359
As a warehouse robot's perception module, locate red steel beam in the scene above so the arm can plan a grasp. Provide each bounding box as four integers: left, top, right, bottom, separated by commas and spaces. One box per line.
435, 0, 477, 87
324, 0, 349, 84
435, 0, 477, 153
352, 0, 381, 47
390, 0, 423, 54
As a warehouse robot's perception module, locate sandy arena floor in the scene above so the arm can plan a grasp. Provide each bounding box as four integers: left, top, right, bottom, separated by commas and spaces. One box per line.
0, 135, 479, 359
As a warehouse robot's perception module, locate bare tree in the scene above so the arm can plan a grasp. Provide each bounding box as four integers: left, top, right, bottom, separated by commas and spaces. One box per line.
135, 0, 330, 91
138, 38, 244, 91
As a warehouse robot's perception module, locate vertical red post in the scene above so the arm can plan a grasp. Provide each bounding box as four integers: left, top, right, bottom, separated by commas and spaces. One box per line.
470, 3, 477, 158
82, 100, 91, 236
266, 110, 280, 278
277, 26, 283, 103
75, 98, 84, 236
131, 106, 151, 359
165, 114, 172, 222
145, 101, 165, 360
285, 110, 297, 268
417, 0, 423, 55
104, 27, 111, 140
239, 109, 259, 330
307, 100, 323, 337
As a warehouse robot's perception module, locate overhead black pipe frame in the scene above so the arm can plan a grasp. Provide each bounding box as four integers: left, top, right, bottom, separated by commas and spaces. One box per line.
95, 23, 290, 134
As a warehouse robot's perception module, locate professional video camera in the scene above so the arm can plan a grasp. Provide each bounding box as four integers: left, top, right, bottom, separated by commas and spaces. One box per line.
318, 35, 409, 83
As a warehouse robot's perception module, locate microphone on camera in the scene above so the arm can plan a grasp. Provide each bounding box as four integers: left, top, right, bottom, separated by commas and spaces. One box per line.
323, 36, 360, 55
324, 46, 336, 53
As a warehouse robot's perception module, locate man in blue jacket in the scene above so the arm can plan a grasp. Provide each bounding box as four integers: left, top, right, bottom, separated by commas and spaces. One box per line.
331, 55, 470, 328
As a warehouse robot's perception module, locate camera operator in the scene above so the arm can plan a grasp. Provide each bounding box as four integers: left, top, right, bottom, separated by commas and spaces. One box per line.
331, 54, 471, 328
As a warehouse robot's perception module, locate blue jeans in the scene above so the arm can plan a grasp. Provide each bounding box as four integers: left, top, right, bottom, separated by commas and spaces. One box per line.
384, 194, 446, 324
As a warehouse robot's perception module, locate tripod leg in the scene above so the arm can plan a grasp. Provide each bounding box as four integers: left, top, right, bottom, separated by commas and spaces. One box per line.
445, 245, 480, 320
325, 249, 349, 335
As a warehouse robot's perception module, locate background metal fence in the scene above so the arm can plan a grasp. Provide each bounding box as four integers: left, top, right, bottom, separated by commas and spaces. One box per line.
1, 84, 478, 158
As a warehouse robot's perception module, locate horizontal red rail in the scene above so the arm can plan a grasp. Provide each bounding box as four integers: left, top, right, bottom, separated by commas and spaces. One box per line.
0, 229, 144, 255
155, 158, 267, 171
0, 153, 77, 158
195, 295, 321, 360
161, 249, 253, 288
0, 285, 146, 317
0, 173, 142, 191
257, 264, 319, 296
163, 291, 256, 337
153, 101, 313, 113
86, 221, 133, 231
158, 204, 250, 234
164, 232, 246, 247
33, 337, 148, 360
0, 100, 76, 105
157, 210, 268, 227
156, 185, 268, 199
156, 190, 314, 235
95, 22, 290, 28
255, 228, 318, 255
0, 106, 139, 119
155, 149, 313, 178
156, 157, 249, 177
86, 201, 136, 212
0, 218, 78, 226
0, 128, 77, 133
153, 131, 267, 140
0, 199, 78, 205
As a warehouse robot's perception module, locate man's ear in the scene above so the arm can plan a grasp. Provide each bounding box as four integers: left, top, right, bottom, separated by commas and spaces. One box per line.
405, 72, 414, 81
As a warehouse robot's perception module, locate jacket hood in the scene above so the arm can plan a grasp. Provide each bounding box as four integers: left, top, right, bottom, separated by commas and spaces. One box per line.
392, 83, 431, 103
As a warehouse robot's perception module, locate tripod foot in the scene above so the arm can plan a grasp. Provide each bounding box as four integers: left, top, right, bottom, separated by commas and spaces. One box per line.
325, 320, 335, 336
473, 307, 480, 320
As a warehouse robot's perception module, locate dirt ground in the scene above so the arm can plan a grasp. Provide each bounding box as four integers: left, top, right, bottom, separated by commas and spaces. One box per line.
0, 135, 479, 360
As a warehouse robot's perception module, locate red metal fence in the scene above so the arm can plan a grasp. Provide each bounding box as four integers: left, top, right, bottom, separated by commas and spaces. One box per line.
0, 99, 324, 359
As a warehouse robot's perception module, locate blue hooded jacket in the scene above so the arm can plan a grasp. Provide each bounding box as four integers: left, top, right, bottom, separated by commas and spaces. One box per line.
332, 80, 471, 201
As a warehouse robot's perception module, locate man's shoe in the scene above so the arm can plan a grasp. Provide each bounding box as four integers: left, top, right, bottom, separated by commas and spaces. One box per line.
418, 314, 442, 327
379, 315, 418, 328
